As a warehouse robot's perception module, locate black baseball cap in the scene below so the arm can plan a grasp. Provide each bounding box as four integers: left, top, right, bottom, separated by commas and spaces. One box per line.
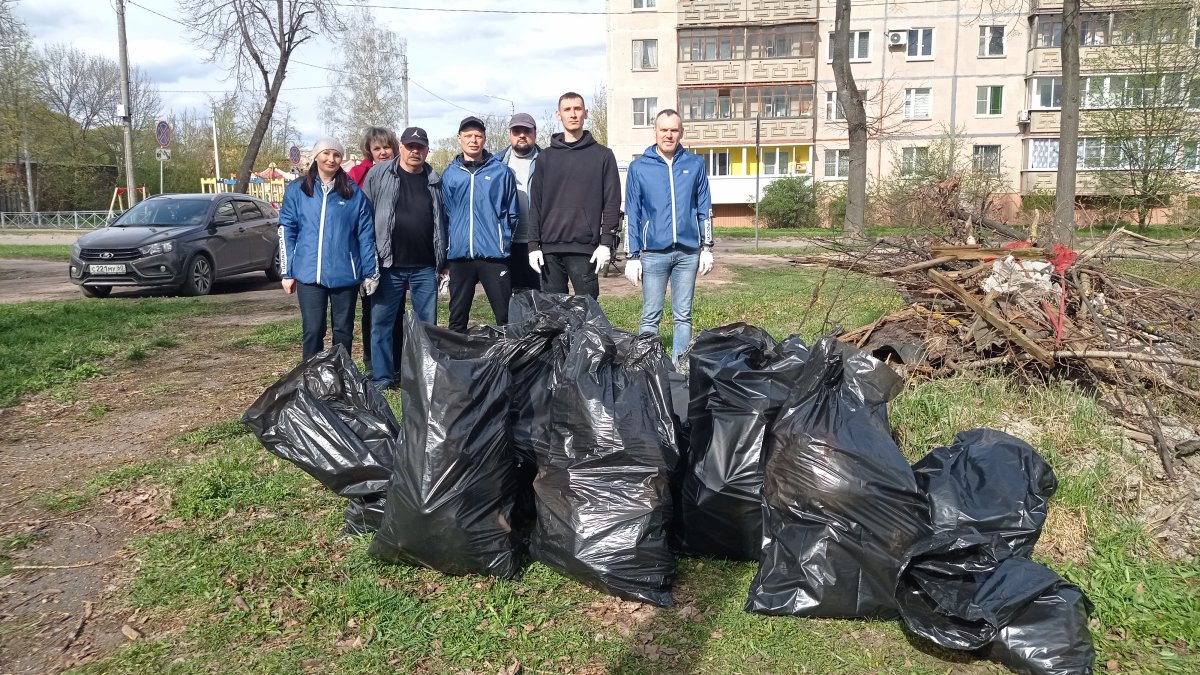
458, 116, 486, 133
400, 126, 429, 148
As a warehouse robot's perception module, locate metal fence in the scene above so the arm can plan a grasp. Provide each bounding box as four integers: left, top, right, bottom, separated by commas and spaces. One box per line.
0, 211, 117, 230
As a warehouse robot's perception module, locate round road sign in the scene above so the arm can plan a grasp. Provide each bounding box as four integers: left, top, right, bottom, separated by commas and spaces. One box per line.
155, 120, 172, 148
288, 145, 301, 166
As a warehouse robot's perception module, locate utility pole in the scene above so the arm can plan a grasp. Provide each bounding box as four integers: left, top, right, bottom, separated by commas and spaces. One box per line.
401, 49, 409, 128
115, 0, 138, 206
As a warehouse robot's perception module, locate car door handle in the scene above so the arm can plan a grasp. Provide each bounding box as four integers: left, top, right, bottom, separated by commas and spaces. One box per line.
238, 227, 246, 232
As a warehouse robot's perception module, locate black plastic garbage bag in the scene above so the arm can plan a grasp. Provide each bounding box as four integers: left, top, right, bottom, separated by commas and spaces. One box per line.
507, 289, 610, 336
343, 494, 388, 536
746, 336, 930, 618
913, 428, 1057, 557
530, 327, 681, 606
676, 323, 807, 560
368, 315, 521, 578
242, 344, 398, 499
896, 531, 1095, 674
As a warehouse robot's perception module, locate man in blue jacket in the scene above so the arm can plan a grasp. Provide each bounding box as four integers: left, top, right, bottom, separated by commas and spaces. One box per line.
442, 116, 519, 332
624, 109, 714, 363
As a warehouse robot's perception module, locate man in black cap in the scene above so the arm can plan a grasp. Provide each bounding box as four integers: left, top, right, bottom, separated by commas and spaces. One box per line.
361, 125, 448, 390
500, 112, 542, 291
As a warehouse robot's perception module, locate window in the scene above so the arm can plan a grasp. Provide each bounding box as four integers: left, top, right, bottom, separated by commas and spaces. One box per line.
1183, 141, 1200, 170
632, 97, 657, 127
1033, 77, 1062, 108
235, 200, 264, 221
1036, 16, 1062, 48
750, 24, 817, 59
972, 145, 1001, 174
828, 30, 870, 61
978, 26, 1005, 56
907, 28, 933, 58
976, 85, 1003, 116
1080, 13, 1109, 46
824, 149, 850, 178
679, 27, 742, 61
679, 88, 741, 121
825, 89, 867, 121
904, 87, 931, 119
215, 201, 236, 221
632, 0, 655, 9
900, 147, 928, 176
704, 150, 731, 176
632, 39, 658, 70
1029, 138, 1059, 170
762, 148, 791, 175
746, 85, 814, 118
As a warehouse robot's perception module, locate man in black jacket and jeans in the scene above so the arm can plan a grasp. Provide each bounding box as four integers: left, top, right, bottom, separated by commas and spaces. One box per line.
527, 92, 621, 298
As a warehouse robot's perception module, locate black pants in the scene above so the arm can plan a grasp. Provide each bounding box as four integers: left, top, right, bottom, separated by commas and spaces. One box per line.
296, 282, 358, 360
360, 295, 403, 378
506, 242, 542, 291
448, 258, 512, 332
543, 252, 599, 298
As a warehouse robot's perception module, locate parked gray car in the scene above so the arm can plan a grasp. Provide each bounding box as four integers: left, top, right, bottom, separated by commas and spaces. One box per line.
69, 193, 281, 297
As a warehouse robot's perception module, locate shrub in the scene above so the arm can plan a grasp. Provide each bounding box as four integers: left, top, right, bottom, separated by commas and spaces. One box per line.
757, 176, 820, 229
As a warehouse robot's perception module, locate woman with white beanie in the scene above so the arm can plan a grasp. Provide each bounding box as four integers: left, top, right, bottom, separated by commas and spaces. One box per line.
278, 136, 378, 360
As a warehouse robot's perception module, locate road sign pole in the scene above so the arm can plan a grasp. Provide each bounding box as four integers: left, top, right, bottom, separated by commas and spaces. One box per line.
159, 160, 163, 195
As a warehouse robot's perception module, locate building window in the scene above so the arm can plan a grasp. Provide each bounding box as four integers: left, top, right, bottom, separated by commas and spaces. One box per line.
633, 0, 656, 9
900, 147, 928, 176
976, 85, 1003, 116
978, 26, 1005, 56
824, 149, 850, 178
680, 85, 814, 121
1036, 16, 1062, 48
1033, 77, 1062, 108
907, 28, 933, 58
679, 27, 742, 61
1183, 141, 1200, 170
633, 97, 657, 127
827, 30, 870, 61
1080, 13, 1109, 46
762, 148, 791, 175
704, 150, 732, 176
904, 87, 931, 119
825, 90, 867, 121
1029, 138, 1059, 170
750, 24, 817, 59
632, 39, 658, 70
972, 145, 1001, 174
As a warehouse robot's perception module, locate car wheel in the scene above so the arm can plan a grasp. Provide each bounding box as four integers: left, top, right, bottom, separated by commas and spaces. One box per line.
81, 284, 112, 298
264, 247, 282, 281
182, 255, 214, 296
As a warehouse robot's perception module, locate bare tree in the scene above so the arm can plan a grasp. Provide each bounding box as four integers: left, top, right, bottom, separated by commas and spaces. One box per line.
35, 44, 119, 155
1052, 0, 1081, 247
588, 85, 608, 146
830, 0, 867, 238
0, 5, 39, 209
178, 0, 346, 193
319, 8, 406, 142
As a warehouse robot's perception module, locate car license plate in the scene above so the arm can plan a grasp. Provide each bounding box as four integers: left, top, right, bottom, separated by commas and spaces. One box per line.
89, 264, 126, 274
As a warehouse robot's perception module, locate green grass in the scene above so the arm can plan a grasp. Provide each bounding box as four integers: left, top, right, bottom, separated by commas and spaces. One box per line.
713, 226, 913, 240
1112, 259, 1200, 292
0, 243, 73, 261
0, 299, 209, 407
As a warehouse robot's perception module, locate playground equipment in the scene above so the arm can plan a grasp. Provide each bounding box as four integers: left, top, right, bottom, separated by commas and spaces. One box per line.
107, 186, 149, 220
201, 164, 293, 207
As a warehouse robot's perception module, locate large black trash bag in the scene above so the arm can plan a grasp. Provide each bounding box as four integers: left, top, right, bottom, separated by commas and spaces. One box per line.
896, 531, 1095, 674
676, 323, 808, 560
242, 344, 397, 499
507, 289, 610, 336
367, 315, 521, 578
530, 327, 681, 606
746, 336, 930, 618
913, 428, 1057, 557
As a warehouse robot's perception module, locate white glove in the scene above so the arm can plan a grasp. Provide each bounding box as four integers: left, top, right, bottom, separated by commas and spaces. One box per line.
625, 258, 641, 287
590, 245, 611, 274
362, 274, 379, 296
438, 272, 450, 298
528, 250, 544, 274
699, 249, 714, 276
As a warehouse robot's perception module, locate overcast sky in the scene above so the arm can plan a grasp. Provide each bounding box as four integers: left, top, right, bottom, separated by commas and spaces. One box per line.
14, 0, 607, 150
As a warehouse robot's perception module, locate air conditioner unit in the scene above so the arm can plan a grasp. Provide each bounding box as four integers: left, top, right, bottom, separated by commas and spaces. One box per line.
1017, 110, 1032, 123
887, 30, 908, 47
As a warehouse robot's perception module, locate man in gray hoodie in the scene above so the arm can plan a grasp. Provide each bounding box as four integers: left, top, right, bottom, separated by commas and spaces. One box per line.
500, 112, 541, 291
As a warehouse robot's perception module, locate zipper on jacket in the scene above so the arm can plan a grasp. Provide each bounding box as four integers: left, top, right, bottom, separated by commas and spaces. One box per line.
316, 187, 329, 282
666, 155, 678, 245
458, 165, 476, 259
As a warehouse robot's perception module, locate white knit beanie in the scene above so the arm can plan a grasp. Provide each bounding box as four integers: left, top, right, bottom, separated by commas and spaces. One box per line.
312, 136, 345, 157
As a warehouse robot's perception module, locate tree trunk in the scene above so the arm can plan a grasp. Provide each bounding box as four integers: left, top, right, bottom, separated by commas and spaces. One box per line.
832, 0, 867, 239
235, 63, 286, 193
1052, 0, 1081, 247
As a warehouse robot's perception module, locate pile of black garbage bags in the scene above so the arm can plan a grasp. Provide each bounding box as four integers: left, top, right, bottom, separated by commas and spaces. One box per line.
243, 291, 1095, 675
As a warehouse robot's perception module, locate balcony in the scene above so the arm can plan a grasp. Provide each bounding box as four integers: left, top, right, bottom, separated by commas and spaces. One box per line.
1021, 171, 1109, 195
708, 174, 800, 205
1029, 110, 1060, 134
678, 57, 815, 85
1031, 44, 1195, 73
678, 0, 816, 27
686, 117, 815, 144
1031, 0, 1140, 10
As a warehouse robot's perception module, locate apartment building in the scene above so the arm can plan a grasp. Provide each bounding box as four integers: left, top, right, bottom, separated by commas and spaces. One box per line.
605, 0, 1198, 225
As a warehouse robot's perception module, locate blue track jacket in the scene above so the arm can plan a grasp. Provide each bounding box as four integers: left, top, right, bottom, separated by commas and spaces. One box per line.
279, 179, 377, 288
625, 145, 713, 258
442, 152, 519, 260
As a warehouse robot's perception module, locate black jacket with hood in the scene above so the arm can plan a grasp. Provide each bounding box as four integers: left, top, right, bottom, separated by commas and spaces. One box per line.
527, 131, 621, 255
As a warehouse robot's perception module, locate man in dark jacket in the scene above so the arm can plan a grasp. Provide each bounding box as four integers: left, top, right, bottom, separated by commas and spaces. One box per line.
361, 126, 447, 389
527, 92, 621, 299
500, 112, 541, 291
442, 116, 519, 332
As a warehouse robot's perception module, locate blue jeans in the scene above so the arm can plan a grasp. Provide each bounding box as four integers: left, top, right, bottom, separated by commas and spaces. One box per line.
296, 282, 359, 360
638, 249, 699, 362
370, 266, 437, 387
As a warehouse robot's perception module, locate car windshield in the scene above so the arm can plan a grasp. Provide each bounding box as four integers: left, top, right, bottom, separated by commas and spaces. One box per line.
113, 199, 210, 227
